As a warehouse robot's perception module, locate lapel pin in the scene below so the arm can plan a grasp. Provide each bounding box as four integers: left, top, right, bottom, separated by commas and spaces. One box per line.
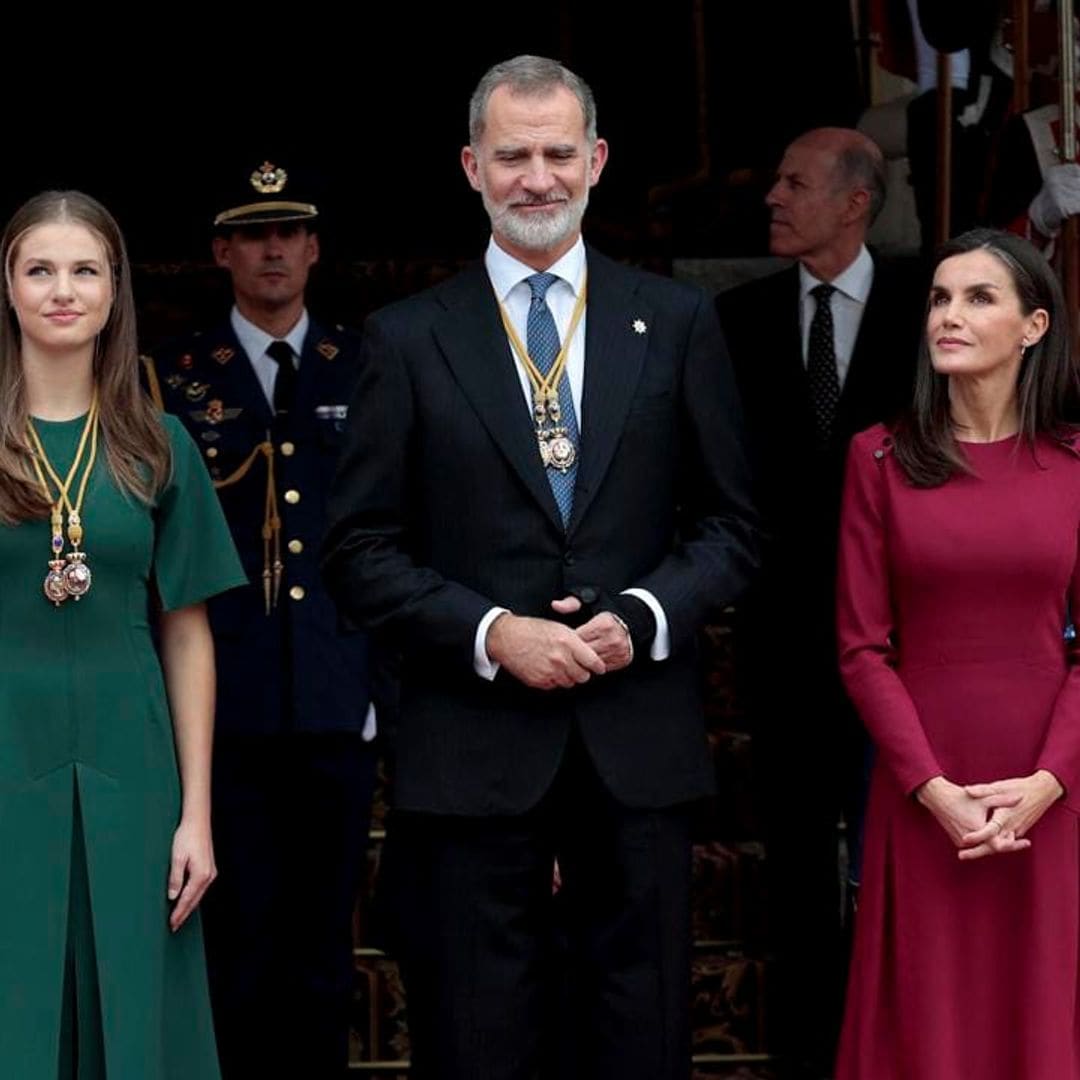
632, 319, 647, 335
316, 339, 340, 361
211, 346, 235, 365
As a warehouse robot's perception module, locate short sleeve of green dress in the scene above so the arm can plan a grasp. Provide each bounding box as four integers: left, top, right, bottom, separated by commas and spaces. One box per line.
0, 411, 245, 1080
154, 413, 248, 611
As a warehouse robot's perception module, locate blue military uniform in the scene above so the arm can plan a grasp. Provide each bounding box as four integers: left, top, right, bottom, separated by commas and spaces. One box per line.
144, 162, 380, 1078
150, 319, 373, 734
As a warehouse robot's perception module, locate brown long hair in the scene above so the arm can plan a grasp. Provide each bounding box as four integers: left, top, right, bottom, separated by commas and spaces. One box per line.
893, 228, 1080, 487
0, 191, 170, 524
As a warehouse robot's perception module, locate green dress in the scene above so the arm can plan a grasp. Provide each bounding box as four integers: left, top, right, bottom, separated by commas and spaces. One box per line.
0, 413, 246, 1079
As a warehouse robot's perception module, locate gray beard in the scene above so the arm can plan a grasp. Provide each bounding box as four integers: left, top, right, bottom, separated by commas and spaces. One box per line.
484, 190, 588, 254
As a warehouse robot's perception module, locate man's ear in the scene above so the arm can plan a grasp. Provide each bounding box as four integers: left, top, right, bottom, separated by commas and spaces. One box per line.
212, 235, 230, 270
461, 145, 483, 193
588, 138, 609, 187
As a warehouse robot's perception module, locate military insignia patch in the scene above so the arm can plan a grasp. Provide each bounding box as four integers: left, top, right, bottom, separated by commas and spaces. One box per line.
190, 400, 243, 425
184, 381, 210, 402
211, 346, 235, 365
200, 430, 221, 442
316, 339, 339, 361
165, 374, 185, 389
179, 353, 194, 371
314, 404, 348, 420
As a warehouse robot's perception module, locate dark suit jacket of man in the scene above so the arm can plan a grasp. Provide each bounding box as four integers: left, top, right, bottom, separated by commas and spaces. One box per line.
323, 247, 759, 817
150, 319, 375, 735
716, 256, 923, 637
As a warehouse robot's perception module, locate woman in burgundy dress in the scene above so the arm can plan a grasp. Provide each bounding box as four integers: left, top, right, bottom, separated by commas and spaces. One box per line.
835, 229, 1080, 1079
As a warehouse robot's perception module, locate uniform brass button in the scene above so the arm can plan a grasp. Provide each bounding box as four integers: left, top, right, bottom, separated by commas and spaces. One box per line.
280, 441, 296, 457
289, 585, 306, 601
205, 447, 218, 458
284, 489, 301, 504
288, 539, 303, 555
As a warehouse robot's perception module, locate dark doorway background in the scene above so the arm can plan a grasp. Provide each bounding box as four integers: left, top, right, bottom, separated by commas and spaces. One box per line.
3, 2, 862, 341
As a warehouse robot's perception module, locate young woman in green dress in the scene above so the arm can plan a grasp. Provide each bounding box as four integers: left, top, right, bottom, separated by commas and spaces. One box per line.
0, 191, 245, 1078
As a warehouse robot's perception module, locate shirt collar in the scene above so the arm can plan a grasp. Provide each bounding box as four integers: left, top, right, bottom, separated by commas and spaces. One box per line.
798, 244, 874, 305
230, 305, 310, 363
484, 234, 587, 302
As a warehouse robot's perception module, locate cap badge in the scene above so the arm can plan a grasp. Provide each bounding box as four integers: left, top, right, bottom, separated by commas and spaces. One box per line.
250, 162, 287, 194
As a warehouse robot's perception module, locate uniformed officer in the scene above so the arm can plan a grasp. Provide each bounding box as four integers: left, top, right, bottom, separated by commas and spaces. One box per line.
145, 162, 379, 1080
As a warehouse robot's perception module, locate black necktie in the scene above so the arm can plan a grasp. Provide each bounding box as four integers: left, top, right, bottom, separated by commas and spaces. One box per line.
266, 340, 297, 415
807, 283, 840, 441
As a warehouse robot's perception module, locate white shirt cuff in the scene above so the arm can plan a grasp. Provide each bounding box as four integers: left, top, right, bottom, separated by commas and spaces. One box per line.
621, 588, 671, 661
362, 703, 377, 742
474, 607, 510, 680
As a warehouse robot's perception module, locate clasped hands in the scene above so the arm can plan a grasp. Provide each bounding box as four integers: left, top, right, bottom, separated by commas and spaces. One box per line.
916, 770, 1064, 861
486, 596, 633, 690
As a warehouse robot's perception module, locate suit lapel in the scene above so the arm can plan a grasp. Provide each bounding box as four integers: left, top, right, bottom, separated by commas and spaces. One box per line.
205, 323, 274, 429
432, 263, 564, 532
835, 256, 882, 428
775, 267, 812, 416
566, 251, 651, 535
295, 318, 332, 420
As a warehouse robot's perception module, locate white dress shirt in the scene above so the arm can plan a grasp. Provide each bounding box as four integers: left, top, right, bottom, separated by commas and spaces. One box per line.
473, 236, 671, 680
230, 306, 309, 407
798, 245, 874, 389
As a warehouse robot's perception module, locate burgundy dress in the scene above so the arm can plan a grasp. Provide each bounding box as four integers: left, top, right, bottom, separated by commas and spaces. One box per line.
835, 424, 1080, 1080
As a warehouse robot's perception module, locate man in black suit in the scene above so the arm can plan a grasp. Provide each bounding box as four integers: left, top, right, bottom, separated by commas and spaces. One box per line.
322, 54, 759, 1080
146, 168, 379, 1080
717, 128, 922, 1079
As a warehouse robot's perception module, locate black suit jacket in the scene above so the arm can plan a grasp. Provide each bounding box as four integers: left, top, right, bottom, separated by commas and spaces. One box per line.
716, 257, 923, 673
149, 319, 376, 736
323, 247, 759, 815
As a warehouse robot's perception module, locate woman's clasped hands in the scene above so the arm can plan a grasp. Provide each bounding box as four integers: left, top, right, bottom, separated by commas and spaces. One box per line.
916, 770, 1064, 861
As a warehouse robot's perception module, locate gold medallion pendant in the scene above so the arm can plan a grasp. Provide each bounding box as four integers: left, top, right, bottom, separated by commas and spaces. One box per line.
44, 560, 68, 606
63, 553, 92, 599
27, 395, 100, 608
547, 433, 577, 473
497, 273, 586, 477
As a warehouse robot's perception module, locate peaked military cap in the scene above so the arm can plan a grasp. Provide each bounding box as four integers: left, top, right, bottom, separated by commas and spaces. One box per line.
213, 160, 319, 227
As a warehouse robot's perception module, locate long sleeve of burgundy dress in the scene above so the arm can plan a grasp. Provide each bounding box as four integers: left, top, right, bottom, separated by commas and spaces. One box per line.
835, 424, 1080, 1080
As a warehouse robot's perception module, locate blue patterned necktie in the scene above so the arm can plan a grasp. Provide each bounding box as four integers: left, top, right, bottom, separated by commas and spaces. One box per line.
527, 272, 579, 526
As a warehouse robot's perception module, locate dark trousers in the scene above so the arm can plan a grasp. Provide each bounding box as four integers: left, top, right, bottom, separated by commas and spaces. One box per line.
202, 733, 377, 1080
386, 729, 693, 1080
751, 663, 865, 1080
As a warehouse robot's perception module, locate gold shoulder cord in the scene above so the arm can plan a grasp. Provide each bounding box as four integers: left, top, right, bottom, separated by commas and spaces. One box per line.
211, 438, 281, 614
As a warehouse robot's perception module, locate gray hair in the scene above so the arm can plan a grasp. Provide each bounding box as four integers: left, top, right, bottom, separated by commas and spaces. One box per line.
468, 55, 598, 146
836, 142, 887, 225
